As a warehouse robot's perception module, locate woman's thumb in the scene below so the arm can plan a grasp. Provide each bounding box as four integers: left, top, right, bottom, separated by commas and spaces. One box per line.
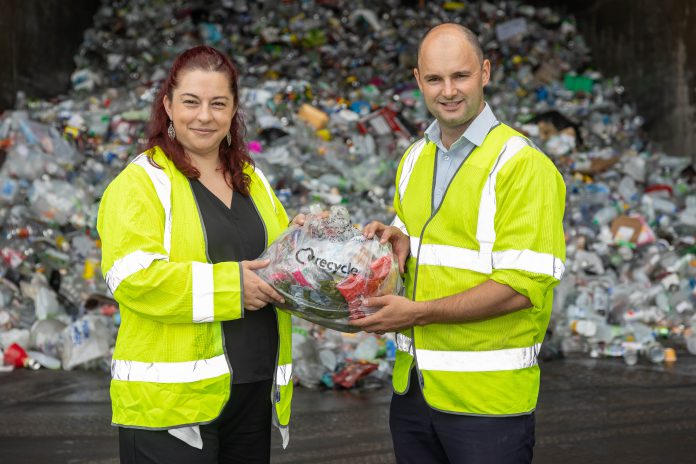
243, 259, 270, 270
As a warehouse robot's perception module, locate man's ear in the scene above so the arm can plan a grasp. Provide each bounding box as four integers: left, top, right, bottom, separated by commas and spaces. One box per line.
414, 67, 423, 93
481, 59, 491, 87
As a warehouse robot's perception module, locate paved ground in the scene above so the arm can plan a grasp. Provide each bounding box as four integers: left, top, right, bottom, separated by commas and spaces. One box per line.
1, 355, 695, 463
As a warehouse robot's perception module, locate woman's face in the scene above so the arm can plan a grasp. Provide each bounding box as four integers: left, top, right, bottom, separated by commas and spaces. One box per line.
163, 69, 235, 161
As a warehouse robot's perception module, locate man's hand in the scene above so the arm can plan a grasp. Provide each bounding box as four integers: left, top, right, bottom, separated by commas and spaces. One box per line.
362, 221, 410, 273
350, 295, 423, 333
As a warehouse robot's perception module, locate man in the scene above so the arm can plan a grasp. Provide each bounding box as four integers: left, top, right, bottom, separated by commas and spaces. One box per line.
353, 23, 566, 463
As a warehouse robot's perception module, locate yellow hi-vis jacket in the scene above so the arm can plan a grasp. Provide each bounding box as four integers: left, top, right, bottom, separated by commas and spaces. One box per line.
391, 123, 566, 415
97, 146, 293, 445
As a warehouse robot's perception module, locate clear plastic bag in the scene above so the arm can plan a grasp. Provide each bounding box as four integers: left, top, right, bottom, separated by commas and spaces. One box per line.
256, 206, 403, 332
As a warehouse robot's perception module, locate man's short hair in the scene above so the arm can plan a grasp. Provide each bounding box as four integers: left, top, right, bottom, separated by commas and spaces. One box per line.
416, 23, 484, 68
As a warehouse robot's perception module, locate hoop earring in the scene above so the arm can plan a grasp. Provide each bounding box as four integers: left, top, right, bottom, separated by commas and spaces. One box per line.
167, 121, 176, 140
226, 132, 232, 145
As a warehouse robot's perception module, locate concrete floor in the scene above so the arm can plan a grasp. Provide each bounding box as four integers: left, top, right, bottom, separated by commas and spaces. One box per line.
1, 355, 695, 464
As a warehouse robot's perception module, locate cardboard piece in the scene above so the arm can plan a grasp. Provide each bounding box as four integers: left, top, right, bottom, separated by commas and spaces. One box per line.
611, 215, 642, 244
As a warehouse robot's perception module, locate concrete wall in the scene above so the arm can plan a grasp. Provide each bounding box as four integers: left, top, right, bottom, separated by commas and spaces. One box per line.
0, 0, 98, 110
540, 0, 696, 161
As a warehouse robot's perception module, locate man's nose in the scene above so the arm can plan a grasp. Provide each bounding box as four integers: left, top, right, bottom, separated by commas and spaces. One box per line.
442, 80, 456, 98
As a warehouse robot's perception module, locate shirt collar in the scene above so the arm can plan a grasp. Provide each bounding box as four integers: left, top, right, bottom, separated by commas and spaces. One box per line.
424, 102, 498, 148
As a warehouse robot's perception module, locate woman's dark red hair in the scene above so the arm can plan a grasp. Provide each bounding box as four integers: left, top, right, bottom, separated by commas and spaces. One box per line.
146, 45, 254, 195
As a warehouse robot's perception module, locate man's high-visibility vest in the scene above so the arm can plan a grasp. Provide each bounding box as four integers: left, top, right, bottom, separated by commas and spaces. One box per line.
391, 123, 566, 415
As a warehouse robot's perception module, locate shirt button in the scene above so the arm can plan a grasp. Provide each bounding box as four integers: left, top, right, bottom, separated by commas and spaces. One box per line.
444, 155, 450, 161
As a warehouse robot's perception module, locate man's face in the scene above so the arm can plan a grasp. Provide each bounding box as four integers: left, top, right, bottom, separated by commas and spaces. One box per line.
414, 34, 490, 134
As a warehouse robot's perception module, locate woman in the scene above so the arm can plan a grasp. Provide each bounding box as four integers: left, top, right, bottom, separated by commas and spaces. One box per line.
97, 45, 293, 463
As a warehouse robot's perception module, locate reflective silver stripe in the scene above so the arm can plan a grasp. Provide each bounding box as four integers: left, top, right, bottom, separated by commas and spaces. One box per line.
105, 250, 169, 294
418, 344, 540, 372
132, 154, 172, 254
254, 167, 277, 214
476, 136, 530, 257
280, 426, 289, 449
493, 249, 565, 280
396, 332, 414, 356
192, 262, 214, 323
396, 334, 539, 372
398, 138, 427, 200
412, 237, 492, 275
413, 237, 563, 279
276, 363, 293, 386
391, 215, 408, 235
111, 354, 228, 383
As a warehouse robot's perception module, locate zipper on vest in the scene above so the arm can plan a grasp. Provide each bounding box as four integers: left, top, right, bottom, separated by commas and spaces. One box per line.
406, 124, 504, 391
243, 185, 268, 322
411, 326, 424, 388
270, 337, 282, 430
188, 178, 234, 382
271, 309, 281, 405
241, 183, 278, 409
411, 214, 436, 390
220, 323, 234, 386
409, 139, 483, 390
188, 178, 213, 264
248, 191, 269, 248
251, 175, 277, 402
244, 176, 286, 433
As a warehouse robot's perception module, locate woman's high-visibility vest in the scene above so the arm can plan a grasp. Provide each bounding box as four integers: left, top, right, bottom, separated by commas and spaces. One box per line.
391, 124, 566, 415
97, 146, 293, 445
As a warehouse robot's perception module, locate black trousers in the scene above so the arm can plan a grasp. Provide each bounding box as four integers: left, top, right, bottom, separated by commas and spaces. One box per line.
119, 379, 273, 464
390, 371, 535, 464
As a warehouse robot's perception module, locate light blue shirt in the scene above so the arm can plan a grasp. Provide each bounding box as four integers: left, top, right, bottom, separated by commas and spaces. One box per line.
424, 103, 499, 210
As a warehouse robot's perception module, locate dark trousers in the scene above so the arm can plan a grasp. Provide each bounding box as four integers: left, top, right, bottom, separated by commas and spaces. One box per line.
119, 379, 273, 464
390, 371, 535, 464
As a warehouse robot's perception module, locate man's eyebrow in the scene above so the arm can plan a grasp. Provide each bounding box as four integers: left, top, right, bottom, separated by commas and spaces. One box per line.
422, 70, 472, 79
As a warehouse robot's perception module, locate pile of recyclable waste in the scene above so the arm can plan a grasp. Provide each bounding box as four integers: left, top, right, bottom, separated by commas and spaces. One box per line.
1, 0, 695, 386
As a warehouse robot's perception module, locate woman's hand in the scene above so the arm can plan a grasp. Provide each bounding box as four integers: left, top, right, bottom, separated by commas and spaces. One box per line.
241, 260, 285, 310
290, 210, 329, 227
290, 214, 307, 226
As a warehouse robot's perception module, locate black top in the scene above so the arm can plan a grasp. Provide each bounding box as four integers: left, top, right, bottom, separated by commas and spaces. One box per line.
190, 179, 278, 384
